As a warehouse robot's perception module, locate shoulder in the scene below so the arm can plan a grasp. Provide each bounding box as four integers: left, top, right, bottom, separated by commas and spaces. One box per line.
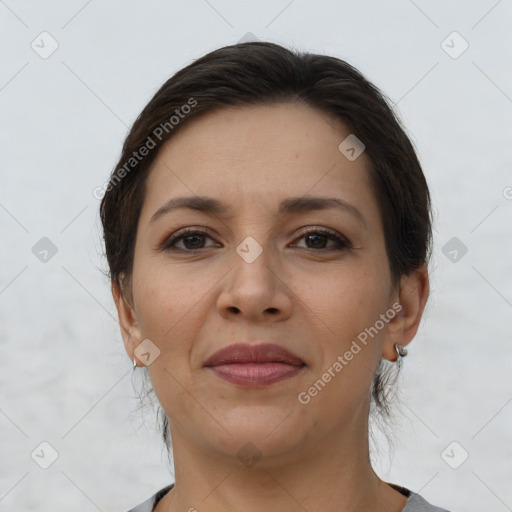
387, 482, 451, 512
125, 484, 174, 512
402, 490, 452, 512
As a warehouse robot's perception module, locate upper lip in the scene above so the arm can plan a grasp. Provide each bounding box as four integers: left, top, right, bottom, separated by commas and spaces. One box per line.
204, 343, 305, 367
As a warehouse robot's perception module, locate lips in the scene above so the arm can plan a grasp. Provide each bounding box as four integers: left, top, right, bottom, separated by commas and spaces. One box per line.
203, 343, 305, 367
204, 343, 305, 387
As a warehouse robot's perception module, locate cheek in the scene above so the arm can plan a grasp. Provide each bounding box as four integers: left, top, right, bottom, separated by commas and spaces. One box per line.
303, 265, 387, 340
132, 269, 203, 412
131, 262, 216, 391
132, 262, 202, 340
301, 272, 386, 406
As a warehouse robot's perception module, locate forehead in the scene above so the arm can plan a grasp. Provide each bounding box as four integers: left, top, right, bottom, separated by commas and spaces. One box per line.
140, 103, 377, 225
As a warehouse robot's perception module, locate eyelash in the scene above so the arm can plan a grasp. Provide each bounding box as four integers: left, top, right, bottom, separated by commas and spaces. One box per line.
159, 227, 351, 253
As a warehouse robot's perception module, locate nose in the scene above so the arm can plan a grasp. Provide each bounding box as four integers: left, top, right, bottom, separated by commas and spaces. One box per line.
216, 242, 293, 323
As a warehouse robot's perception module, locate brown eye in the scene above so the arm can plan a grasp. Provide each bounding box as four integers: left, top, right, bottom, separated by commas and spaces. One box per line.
161, 228, 218, 252
159, 227, 351, 253
291, 228, 351, 251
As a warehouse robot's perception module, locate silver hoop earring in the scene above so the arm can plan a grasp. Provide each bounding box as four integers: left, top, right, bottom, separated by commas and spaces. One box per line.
394, 343, 408, 362
133, 357, 137, 370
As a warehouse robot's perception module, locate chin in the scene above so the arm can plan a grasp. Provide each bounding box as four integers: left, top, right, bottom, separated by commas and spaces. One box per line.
204, 412, 304, 457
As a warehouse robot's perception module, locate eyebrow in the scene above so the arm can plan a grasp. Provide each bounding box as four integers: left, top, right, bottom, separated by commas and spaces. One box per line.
149, 195, 369, 231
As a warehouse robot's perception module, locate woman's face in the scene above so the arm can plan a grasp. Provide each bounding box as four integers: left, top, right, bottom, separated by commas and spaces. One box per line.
117, 103, 407, 461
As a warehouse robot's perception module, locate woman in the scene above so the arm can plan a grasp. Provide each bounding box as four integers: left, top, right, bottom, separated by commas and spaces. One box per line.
100, 41, 451, 512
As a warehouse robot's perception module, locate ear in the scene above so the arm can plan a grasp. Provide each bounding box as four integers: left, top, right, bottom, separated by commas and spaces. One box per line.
111, 275, 143, 365
382, 263, 429, 362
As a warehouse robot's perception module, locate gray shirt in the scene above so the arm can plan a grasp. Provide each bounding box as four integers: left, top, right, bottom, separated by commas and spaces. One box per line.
126, 483, 451, 512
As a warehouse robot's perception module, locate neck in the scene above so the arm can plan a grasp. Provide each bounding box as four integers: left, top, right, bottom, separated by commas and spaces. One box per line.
156, 410, 407, 512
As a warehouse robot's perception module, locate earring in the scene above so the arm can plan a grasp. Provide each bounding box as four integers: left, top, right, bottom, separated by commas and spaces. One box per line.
133, 357, 137, 370
394, 343, 408, 362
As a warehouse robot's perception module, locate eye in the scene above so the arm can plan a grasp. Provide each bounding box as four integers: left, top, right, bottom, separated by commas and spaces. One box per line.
158, 226, 351, 253
290, 227, 351, 251
159, 227, 218, 252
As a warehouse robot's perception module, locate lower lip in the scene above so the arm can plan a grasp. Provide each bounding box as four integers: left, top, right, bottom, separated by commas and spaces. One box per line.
207, 363, 304, 387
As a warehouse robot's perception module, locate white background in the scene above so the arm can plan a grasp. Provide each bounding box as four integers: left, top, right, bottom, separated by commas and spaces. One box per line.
1, 1, 511, 511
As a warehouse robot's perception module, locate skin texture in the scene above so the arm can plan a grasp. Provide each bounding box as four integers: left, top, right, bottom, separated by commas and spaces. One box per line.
113, 103, 429, 512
